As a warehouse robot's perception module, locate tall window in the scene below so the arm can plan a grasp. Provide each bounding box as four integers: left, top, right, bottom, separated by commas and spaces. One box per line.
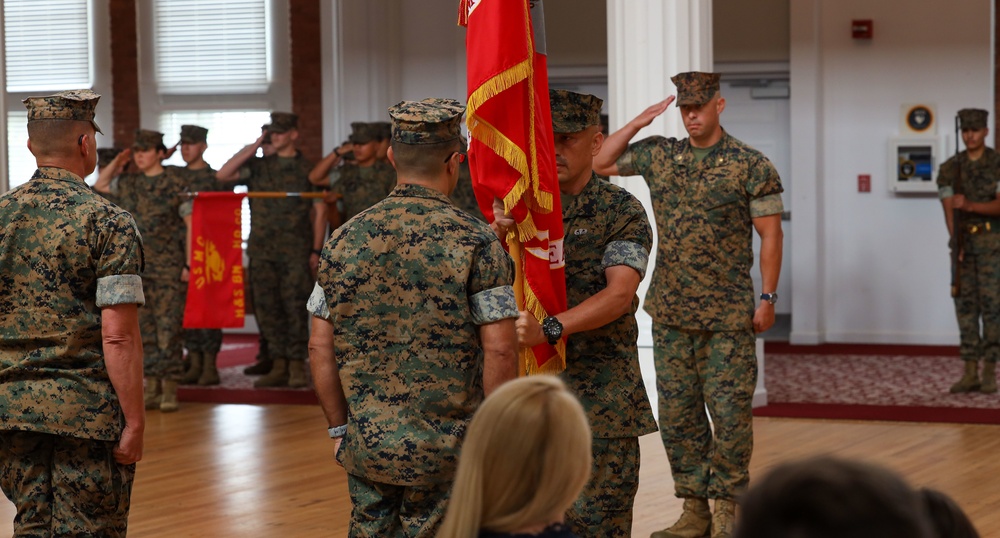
3, 0, 94, 191
140, 0, 291, 244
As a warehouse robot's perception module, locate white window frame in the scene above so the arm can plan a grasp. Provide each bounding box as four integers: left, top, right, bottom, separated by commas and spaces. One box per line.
0, 0, 113, 192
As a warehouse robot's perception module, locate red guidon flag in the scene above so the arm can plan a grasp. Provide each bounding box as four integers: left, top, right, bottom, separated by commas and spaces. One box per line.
183, 192, 247, 328
460, 0, 567, 374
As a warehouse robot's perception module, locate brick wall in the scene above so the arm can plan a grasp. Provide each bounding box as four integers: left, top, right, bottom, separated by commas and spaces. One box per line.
289, 0, 324, 162
108, 0, 140, 148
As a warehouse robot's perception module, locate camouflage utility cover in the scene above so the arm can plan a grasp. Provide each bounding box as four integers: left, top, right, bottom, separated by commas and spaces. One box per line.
672, 71, 721, 107
0, 167, 144, 440
348, 122, 381, 144
308, 183, 517, 485
958, 108, 989, 130
132, 129, 164, 150
550, 89, 603, 134
239, 153, 319, 261
23, 89, 102, 133
616, 131, 784, 331
179, 124, 208, 144
97, 148, 120, 169
560, 174, 656, 438
389, 98, 464, 145
268, 112, 298, 133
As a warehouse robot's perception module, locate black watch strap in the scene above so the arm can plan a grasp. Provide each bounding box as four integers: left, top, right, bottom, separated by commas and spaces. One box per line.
542, 316, 563, 345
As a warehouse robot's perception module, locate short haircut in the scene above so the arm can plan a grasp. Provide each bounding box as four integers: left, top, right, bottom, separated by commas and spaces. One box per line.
390, 138, 460, 177
26, 120, 93, 159
436, 376, 592, 538
735, 457, 934, 538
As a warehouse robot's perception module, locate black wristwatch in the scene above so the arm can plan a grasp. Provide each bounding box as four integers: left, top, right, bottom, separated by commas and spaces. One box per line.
542, 316, 563, 345
760, 292, 778, 305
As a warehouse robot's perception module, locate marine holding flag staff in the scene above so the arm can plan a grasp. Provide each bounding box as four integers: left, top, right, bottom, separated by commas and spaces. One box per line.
512, 89, 655, 538
216, 112, 325, 389
306, 98, 518, 538
936, 108, 1000, 395
0, 89, 145, 536
594, 72, 784, 538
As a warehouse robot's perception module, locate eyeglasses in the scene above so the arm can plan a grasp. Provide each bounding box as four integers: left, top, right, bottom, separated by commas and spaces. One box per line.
444, 152, 467, 164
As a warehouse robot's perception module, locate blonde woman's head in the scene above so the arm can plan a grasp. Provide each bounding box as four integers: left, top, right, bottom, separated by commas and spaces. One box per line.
437, 375, 592, 538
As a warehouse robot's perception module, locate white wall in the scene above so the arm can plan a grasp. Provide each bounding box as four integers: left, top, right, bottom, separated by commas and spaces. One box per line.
791, 0, 993, 344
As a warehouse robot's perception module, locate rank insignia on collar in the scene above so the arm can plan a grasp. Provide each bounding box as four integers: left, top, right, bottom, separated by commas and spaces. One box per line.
573, 228, 588, 236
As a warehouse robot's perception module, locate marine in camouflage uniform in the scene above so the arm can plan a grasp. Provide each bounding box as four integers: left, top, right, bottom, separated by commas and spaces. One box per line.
0, 90, 145, 537
176, 124, 226, 386
448, 135, 487, 222
598, 72, 784, 538
98, 129, 192, 412
329, 122, 397, 223
515, 90, 656, 537
307, 98, 518, 538
218, 112, 325, 388
937, 108, 1000, 394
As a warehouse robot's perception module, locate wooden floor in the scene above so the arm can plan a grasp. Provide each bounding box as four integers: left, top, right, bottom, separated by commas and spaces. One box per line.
2, 404, 999, 537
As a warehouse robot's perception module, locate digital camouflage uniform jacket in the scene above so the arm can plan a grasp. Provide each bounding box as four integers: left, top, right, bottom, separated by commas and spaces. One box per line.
183, 164, 225, 195
937, 147, 1000, 254
616, 131, 784, 331
308, 183, 517, 486
329, 160, 396, 223
239, 153, 319, 261
111, 165, 191, 280
0, 167, 145, 441
561, 174, 657, 438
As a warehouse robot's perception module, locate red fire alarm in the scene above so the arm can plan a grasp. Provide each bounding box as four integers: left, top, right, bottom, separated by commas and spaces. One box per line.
852, 19, 873, 39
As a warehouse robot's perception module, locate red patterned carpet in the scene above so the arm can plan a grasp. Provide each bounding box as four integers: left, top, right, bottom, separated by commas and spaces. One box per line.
176, 334, 318, 406
755, 343, 1000, 424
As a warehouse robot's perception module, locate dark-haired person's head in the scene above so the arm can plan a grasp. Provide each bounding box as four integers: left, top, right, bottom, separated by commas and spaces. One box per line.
920, 488, 980, 538
735, 457, 933, 538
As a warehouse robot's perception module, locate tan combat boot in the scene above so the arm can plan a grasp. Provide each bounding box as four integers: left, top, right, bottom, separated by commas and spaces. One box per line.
287, 360, 308, 389
651, 497, 711, 538
981, 361, 997, 394
950, 361, 981, 393
197, 352, 220, 386
179, 352, 203, 385
160, 380, 180, 413
243, 358, 272, 375
711, 499, 736, 538
144, 378, 162, 410
254, 359, 289, 388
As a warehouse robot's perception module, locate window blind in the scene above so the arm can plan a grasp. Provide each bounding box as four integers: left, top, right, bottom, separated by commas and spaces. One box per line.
154, 0, 270, 95
4, 0, 91, 92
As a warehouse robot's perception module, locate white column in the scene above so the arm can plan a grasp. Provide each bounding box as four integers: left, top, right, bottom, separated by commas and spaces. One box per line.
789, 0, 824, 344
606, 0, 718, 417
605, 0, 713, 349
322, 0, 402, 150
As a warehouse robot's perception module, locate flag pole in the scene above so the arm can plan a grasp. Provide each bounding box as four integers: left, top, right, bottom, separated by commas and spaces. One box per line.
183, 191, 326, 199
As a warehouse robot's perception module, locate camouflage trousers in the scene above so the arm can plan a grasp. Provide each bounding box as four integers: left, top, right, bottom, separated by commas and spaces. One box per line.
653, 324, 756, 500
0, 430, 135, 538
953, 249, 1000, 364
567, 436, 640, 538
184, 329, 223, 354
140, 275, 186, 378
346, 473, 451, 538
249, 257, 312, 361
